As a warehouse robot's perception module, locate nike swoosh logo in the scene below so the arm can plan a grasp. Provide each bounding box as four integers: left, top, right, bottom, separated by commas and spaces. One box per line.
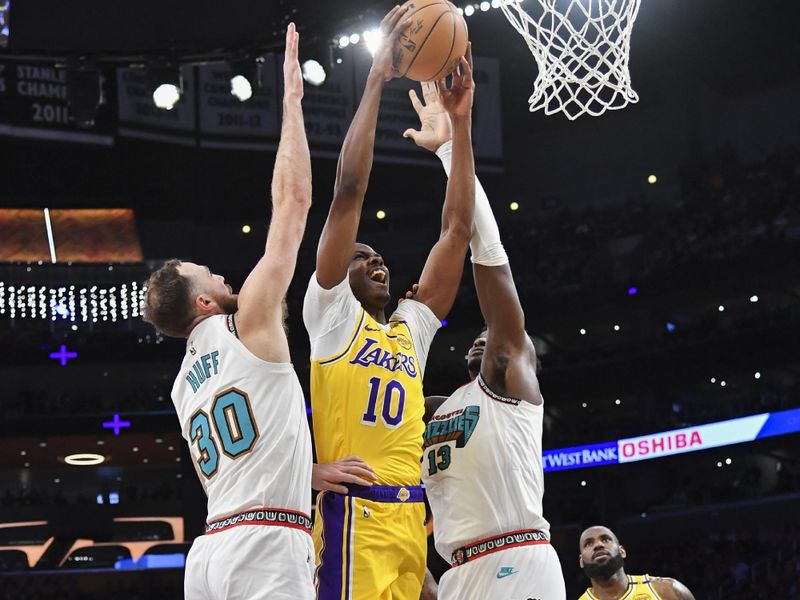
496, 569, 517, 579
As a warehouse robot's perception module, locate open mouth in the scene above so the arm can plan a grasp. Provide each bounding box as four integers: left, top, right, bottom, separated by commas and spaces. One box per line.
368, 269, 387, 284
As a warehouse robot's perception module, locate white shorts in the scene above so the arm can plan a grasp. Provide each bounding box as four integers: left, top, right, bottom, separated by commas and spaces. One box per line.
184, 525, 316, 600
438, 543, 566, 600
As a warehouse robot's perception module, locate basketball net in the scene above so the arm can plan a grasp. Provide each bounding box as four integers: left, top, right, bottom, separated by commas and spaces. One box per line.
500, 0, 641, 120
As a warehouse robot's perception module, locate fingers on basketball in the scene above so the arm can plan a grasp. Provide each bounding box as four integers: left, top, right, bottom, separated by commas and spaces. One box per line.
394, 0, 469, 81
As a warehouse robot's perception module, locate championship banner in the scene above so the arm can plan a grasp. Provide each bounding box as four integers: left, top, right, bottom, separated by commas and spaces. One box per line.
298, 56, 355, 149
0, 60, 114, 145
542, 407, 800, 473
117, 65, 196, 146
197, 56, 280, 151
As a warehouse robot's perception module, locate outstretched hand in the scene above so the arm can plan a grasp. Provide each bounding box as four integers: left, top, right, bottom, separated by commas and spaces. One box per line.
370, 4, 412, 81
312, 456, 377, 494
283, 22, 303, 102
436, 43, 474, 120
403, 81, 452, 152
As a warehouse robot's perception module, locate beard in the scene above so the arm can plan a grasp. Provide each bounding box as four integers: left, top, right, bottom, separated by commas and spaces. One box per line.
220, 293, 239, 314
583, 552, 624, 580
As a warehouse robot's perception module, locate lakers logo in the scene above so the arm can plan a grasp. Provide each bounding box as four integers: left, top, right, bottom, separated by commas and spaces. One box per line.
396, 487, 411, 502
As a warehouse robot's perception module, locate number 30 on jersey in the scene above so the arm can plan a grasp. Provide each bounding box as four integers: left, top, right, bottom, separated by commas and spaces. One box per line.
189, 387, 259, 478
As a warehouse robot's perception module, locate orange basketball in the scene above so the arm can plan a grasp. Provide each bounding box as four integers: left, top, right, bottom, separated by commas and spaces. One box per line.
395, 0, 469, 82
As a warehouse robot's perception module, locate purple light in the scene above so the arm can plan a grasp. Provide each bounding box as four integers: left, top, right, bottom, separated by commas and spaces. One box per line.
103, 414, 131, 435
666, 322, 676, 332
627, 287, 638, 296
441, 320, 448, 327
49, 344, 78, 366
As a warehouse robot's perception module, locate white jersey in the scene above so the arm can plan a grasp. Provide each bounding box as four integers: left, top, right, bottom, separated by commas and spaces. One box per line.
171, 314, 312, 523
421, 374, 550, 562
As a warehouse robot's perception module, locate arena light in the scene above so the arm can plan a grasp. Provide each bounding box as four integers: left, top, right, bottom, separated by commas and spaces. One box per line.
579, 328, 586, 335
364, 29, 381, 57
480, 1, 490, 11
230, 75, 252, 102
647, 174, 657, 184
349, 33, 360, 45
376, 210, 387, 220
147, 64, 183, 111
241, 224, 251, 234
302, 59, 326, 86
718, 305, 725, 312
464, 4, 475, 16
510, 201, 519, 211
65, 453, 105, 466
229, 57, 264, 102
338, 35, 350, 48
754, 371, 761, 380
750, 295, 759, 303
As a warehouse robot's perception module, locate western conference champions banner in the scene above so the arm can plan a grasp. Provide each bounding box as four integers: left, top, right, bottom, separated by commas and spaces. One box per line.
542, 407, 800, 472
0, 54, 502, 165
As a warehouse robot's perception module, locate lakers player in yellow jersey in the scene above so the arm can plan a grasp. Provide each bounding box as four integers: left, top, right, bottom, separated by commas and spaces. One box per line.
302, 6, 476, 600
578, 526, 695, 600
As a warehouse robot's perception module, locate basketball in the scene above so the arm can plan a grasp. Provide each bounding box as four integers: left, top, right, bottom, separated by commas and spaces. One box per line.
395, 0, 469, 82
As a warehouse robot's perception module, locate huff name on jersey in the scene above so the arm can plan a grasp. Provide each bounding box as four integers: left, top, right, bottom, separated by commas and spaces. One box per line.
186, 350, 220, 393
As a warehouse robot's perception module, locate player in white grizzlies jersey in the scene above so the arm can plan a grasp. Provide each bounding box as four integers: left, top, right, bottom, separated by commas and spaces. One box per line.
142, 25, 315, 600
405, 82, 567, 600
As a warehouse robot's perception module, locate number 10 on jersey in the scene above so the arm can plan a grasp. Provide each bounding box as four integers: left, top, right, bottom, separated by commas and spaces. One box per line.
361, 377, 406, 428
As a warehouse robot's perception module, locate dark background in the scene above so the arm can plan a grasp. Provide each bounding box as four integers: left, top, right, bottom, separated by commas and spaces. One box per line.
2, 1, 800, 598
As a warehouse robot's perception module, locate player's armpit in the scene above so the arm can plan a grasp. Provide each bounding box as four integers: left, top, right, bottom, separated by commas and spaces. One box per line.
424, 396, 448, 424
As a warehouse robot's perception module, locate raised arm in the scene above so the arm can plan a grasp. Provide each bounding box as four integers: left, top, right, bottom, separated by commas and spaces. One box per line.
410, 46, 476, 320
405, 60, 536, 401
315, 6, 410, 289
235, 24, 311, 361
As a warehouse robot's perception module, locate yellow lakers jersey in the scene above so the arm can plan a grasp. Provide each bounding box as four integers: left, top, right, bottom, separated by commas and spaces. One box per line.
580, 575, 664, 600
311, 307, 426, 486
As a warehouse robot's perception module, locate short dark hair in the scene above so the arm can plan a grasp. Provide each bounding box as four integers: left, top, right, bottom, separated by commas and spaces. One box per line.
142, 259, 197, 338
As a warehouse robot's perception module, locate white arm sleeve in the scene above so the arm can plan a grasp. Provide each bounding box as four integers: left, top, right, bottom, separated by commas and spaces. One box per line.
302, 273, 363, 360
435, 140, 508, 267
391, 299, 441, 377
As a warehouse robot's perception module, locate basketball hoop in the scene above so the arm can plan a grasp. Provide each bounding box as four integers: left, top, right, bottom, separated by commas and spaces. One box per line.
499, 0, 642, 120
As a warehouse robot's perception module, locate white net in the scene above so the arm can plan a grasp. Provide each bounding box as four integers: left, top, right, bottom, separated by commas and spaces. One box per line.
500, 0, 642, 120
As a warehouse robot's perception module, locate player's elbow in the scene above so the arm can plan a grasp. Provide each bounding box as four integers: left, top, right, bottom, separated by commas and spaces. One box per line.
333, 175, 367, 202
441, 218, 472, 245
273, 185, 312, 211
